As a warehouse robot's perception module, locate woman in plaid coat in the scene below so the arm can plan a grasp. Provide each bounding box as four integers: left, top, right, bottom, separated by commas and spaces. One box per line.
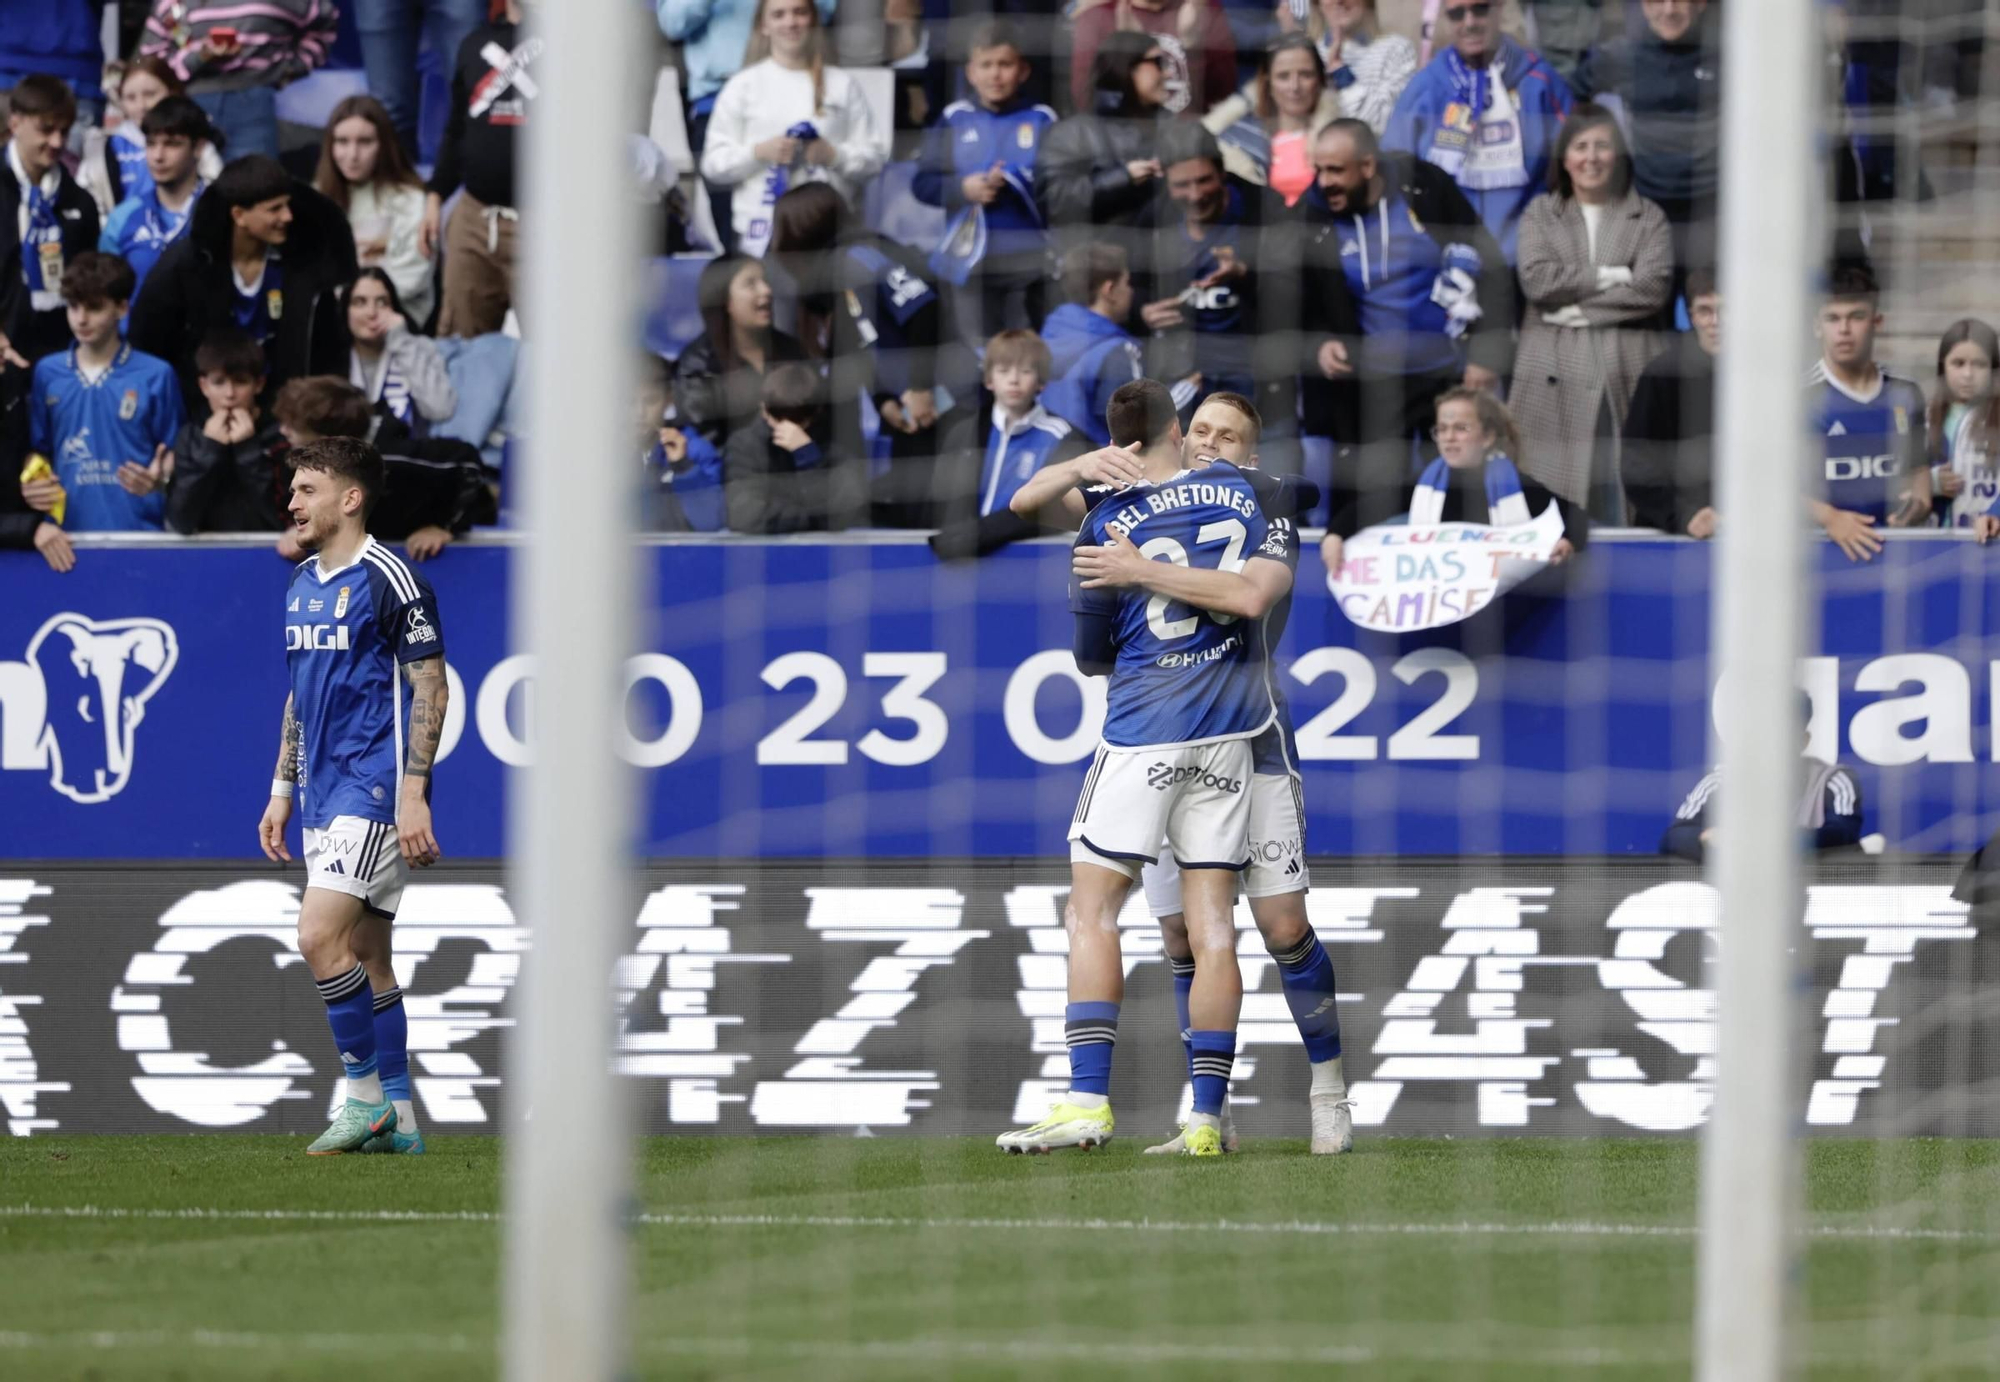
1509, 104, 1673, 518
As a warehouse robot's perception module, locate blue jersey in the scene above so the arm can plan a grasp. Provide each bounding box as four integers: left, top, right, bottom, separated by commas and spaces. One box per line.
1809, 361, 1927, 522
1329, 190, 1461, 378
1071, 461, 1287, 749
101, 181, 203, 300
232, 252, 285, 345
29, 342, 185, 532
284, 537, 446, 829
914, 95, 1057, 254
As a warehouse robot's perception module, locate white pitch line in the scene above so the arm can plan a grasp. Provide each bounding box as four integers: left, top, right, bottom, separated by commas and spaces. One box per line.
2, 1203, 1995, 1243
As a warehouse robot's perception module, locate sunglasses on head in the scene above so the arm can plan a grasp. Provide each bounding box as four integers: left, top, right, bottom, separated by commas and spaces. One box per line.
1445, 2, 1492, 20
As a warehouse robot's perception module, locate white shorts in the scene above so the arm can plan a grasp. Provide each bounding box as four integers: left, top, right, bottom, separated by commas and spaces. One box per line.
1140, 770, 1310, 917
303, 814, 407, 919
1068, 738, 1254, 882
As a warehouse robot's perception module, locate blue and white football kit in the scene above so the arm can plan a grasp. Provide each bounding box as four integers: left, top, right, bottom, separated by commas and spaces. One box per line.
1809, 359, 1928, 522
285, 536, 445, 918
29, 343, 185, 532
1067, 461, 1278, 879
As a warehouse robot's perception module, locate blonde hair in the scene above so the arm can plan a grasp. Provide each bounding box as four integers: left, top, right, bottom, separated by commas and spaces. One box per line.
744, 0, 828, 114
1434, 386, 1521, 459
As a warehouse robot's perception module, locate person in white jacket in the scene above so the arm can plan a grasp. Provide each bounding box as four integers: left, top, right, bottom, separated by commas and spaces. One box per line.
347, 269, 457, 433
698, 0, 888, 256
314, 95, 437, 327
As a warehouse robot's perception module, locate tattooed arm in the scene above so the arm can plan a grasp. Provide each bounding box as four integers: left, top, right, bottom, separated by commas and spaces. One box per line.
258, 694, 299, 863
398, 656, 447, 867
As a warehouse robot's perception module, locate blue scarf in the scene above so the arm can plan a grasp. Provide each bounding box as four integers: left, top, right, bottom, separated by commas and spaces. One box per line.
15, 158, 64, 304
1409, 450, 1529, 527
930, 168, 1040, 286
741, 121, 821, 259
135, 180, 203, 256
1431, 39, 1533, 191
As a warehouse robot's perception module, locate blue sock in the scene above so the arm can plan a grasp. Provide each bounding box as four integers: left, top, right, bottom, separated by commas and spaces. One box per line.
373, 986, 410, 1103
316, 964, 378, 1083
1064, 1001, 1119, 1096
1169, 957, 1195, 1080
1270, 930, 1343, 1064
1188, 1029, 1235, 1117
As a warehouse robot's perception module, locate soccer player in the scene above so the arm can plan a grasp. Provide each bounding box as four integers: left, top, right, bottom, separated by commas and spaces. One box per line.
257, 436, 447, 1156
1023, 392, 1352, 1155
997, 379, 1280, 1158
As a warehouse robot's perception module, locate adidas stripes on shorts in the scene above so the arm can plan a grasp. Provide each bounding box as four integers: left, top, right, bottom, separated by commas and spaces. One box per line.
1067, 738, 1255, 882
1140, 770, 1311, 917
303, 814, 407, 919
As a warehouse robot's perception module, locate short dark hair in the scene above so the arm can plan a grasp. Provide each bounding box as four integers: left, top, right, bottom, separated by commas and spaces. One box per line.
141, 94, 217, 145
289, 436, 385, 513
965, 18, 1022, 57
1548, 103, 1633, 200
60, 252, 136, 308
214, 154, 293, 211
1685, 265, 1718, 302
1061, 242, 1128, 306
8, 75, 78, 128
762, 362, 823, 428
1155, 119, 1223, 174
1106, 378, 1179, 448
1318, 117, 1378, 160
195, 329, 266, 382
1199, 390, 1262, 444
274, 376, 375, 439
1825, 261, 1880, 307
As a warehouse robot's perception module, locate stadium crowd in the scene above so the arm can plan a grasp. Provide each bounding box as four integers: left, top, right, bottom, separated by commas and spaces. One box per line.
1, 0, 1995, 569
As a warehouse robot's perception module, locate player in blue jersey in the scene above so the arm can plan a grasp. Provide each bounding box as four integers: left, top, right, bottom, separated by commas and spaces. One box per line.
1072, 393, 1353, 1156
1809, 262, 1931, 561
26, 253, 185, 532
257, 437, 447, 1156
997, 379, 1279, 1158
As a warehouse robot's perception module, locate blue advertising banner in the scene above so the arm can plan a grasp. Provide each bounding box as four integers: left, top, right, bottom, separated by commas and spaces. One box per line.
2, 535, 1996, 859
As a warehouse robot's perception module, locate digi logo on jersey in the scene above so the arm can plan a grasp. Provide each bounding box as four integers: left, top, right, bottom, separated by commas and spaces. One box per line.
0, 613, 178, 804
286, 624, 353, 652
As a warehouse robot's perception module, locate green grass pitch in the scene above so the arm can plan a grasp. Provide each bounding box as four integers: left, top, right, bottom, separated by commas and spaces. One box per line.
4, 1136, 1999, 1380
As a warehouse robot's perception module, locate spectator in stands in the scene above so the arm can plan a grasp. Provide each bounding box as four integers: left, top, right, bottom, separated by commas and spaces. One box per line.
1808, 262, 1931, 563
659, 0, 836, 257
1661, 704, 1864, 864
1203, 34, 1338, 204
100, 96, 216, 302
424, 0, 532, 337
1381, 0, 1572, 263
1040, 242, 1146, 445
1300, 118, 1512, 532
273, 374, 497, 559
1272, 0, 1417, 135
724, 359, 866, 533
163, 328, 288, 533
914, 20, 1058, 346
649, 358, 726, 532
348, 268, 456, 435
698, 0, 889, 259
1323, 386, 1582, 577
1621, 264, 1719, 537
0, 0, 106, 124
1571, 0, 1720, 274
768, 181, 953, 523
963, 328, 1089, 519
1926, 319, 2000, 532
130, 155, 357, 413
673, 254, 811, 455
1037, 32, 1173, 246
26, 253, 184, 532
1069, 0, 1237, 119
138, 0, 337, 162
81, 58, 221, 216
1520, 0, 1602, 86
316, 95, 437, 328
2, 75, 99, 363
1509, 104, 1671, 520
353, 0, 488, 157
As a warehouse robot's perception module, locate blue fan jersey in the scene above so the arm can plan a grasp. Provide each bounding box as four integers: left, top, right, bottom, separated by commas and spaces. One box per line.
29, 343, 185, 532
284, 537, 446, 829
1071, 461, 1287, 749
1809, 361, 1927, 522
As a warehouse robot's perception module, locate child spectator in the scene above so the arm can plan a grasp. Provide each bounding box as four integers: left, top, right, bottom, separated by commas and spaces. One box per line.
100, 96, 217, 301
1039, 243, 1145, 446
698, 0, 888, 258
164, 328, 288, 532
348, 268, 456, 435
672, 254, 812, 454
724, 360, 865, 533
2, 75, 100, 363
1808, 263, 1931, 561
315, 95, 436, 327
128, 154, 358, 412
423, 0, 531, 337
642, 355, 725, 532
25, 253, 185, 532
968, 328, 1088, 517
138, 0, 337, 162
1927, 318, 2000, 532
1622, 265, 1721, 537
81, 57, 221, 215
913, 20, 1058, 345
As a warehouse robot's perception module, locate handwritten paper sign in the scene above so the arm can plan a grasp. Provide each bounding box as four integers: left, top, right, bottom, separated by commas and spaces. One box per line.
1328, 503, 1565, 632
